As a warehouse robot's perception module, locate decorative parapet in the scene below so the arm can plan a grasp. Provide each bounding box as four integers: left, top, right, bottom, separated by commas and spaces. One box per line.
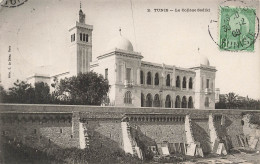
0, 113, 72, 124
204, 88, 213, 95
124, 114, 185, 122
124, 80, 134, 88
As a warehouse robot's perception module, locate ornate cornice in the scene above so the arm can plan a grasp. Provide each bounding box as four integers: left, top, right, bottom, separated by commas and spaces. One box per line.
97, 49, 143, 60
123, 113, 186, 122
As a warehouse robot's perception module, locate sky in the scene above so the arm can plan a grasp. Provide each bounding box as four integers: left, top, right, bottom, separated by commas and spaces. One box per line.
0, 0, 260, 99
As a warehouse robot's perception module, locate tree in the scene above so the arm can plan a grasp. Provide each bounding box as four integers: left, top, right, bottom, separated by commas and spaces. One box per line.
225, 92, 238, 109
52, 72, 110, 105
34, 82, 51, 104
0, 85, 7, 103
1, 80, 51, 104
215, 94, 227, 109
7, 80, 35, 103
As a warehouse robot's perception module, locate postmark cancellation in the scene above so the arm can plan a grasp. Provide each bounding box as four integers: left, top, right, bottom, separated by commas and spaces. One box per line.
219, 6, 256, 51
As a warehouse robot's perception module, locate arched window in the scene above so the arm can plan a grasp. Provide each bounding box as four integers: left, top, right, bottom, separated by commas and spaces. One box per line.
124, 91, 132, 104
166, 74, 170, 86
153, 94, 160, 107
86, 34, 88, 42
176, 76, 180, 88
165, 95, 171, 108
182, 77, 186, 89
188, 96, 193, 108
175, 95, 181, 108
146, 94, 152, 107
182, 96, 187, 108
147, 72, 152, 85
189, 77, 193, 89
140, 71, 144, 84
80, 33, 82, 41
154, 73, 159, 85
141, 93, 145, 107
83, 34, 86, 41
205, 97, 209, 107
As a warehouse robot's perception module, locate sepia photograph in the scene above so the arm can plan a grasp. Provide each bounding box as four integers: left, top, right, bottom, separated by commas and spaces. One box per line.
0, 0, 260, 163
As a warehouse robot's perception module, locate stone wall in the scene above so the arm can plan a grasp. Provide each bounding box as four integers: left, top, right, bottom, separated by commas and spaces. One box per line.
80, 119, 123, 152
1, 104, 260, 157
191, 117, 211, 154
127, 114, 186, 145
0, 113, 79, 149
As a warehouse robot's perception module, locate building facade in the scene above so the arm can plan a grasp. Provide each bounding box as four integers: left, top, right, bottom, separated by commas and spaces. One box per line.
27, 8, 217, 109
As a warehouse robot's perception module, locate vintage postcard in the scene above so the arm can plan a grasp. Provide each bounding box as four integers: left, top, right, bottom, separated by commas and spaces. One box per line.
0, 0, 259, 163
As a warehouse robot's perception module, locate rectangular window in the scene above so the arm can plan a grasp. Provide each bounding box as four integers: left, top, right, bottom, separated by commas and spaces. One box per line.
126, 68, 131, 81
60, 129, 63, 133
105, 68, 108, 80
34, 129, 37, 134
83, 34, 85, 41
207, 79, 210, 88
118, 65, 122, 82
80, 33, 82, 41
71, 33, 75, 42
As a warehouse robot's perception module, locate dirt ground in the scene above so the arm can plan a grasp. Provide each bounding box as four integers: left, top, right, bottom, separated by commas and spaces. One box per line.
182, 151, 260, 164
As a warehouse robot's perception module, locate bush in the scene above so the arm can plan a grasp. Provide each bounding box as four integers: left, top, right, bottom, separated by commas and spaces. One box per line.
0, 136, 142, 164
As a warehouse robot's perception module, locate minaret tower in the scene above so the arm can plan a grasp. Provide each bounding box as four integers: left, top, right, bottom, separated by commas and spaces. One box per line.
69, 2, 93, 76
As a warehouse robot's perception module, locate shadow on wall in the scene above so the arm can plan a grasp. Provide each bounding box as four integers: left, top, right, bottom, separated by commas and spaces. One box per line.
81, 120, 123, 153
131, 126, 157, 160
191, 120, 211, 154
89, 131, 123, 153
216, 116, 233, 147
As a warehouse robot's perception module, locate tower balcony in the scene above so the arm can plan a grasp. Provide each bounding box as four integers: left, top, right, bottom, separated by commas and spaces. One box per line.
204, 88, 212, 94
124, 80, 134, 88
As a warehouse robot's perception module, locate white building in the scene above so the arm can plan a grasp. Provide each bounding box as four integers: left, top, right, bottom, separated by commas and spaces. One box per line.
27, 8, 217, 109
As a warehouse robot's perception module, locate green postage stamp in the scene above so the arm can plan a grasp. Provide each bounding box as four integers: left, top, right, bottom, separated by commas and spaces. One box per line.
219, 6, 256, 51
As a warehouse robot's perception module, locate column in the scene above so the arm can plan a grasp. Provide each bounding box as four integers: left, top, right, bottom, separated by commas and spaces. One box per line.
137, 68, 140, 85
180, 77, 182, 90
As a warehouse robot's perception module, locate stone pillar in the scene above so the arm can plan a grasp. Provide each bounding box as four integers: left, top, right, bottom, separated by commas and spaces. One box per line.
170, 73, 172, 87
208, 114, 219, 152
121, 121, 134, 155
180, 77, 183, 90
123, 62, 126, 82
79, 122, 88, 149
151, 71, 154, 86
72, 112, 80, 148
162, 99, 165, 108
137, 68, 140, 85
185, 115, 195, 144
144, 71, 146, 85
